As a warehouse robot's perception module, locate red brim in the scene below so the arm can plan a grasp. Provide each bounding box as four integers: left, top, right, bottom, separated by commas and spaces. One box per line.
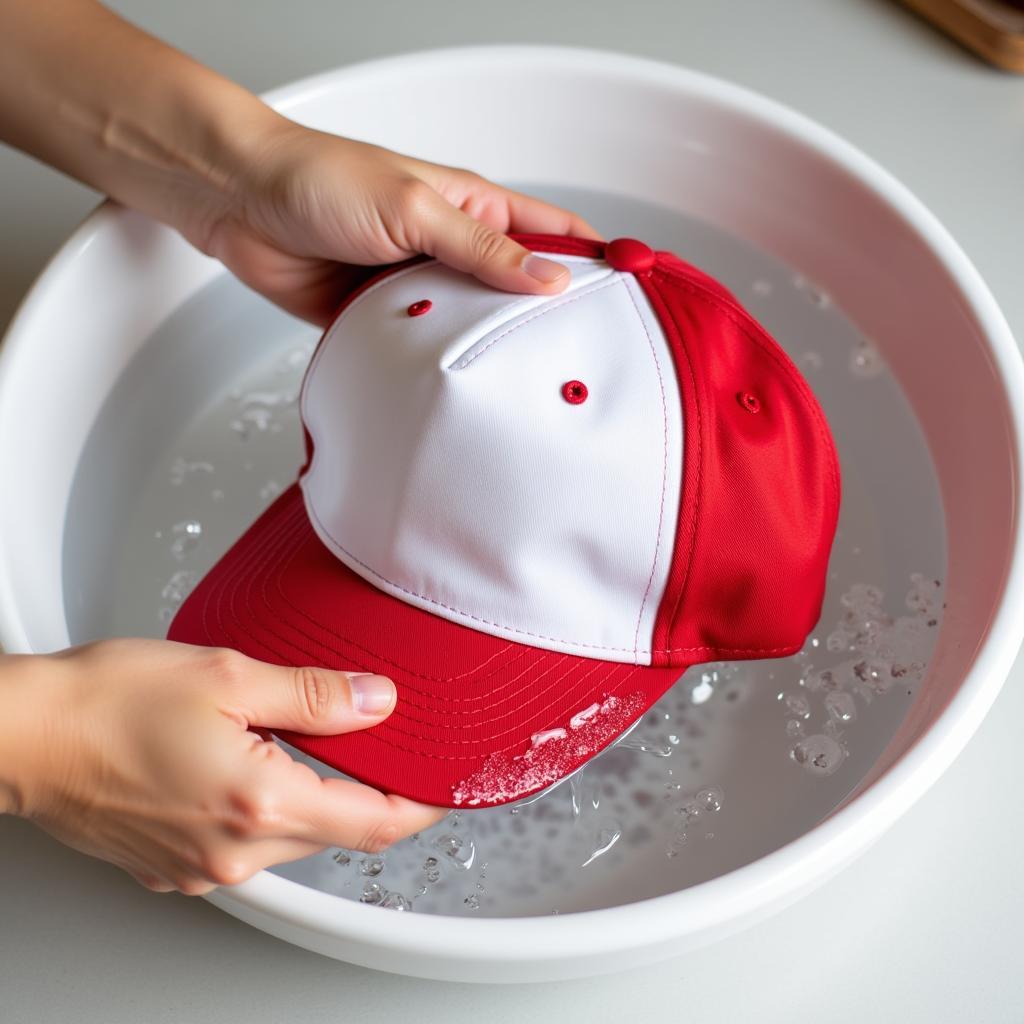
168, 484, 687, 808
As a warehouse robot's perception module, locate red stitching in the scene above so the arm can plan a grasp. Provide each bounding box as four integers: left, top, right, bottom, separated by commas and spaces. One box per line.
197, 506, 652, 758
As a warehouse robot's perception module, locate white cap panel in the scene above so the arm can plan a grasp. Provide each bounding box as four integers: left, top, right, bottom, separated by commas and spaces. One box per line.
300, 257, 682, 664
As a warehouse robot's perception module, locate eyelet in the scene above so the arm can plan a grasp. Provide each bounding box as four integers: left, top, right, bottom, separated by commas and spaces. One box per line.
561, 380, 589, 405
737, 391, 761, 414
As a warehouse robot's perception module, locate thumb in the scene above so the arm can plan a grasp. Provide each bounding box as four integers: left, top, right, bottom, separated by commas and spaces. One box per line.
409, 188, 572, 295
228, 659, 397, 736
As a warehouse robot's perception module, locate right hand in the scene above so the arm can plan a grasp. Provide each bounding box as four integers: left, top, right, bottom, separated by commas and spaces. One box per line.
0, 638, 444, 894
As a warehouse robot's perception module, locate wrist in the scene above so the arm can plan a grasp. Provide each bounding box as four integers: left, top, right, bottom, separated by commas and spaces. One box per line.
0, 653, 66, 818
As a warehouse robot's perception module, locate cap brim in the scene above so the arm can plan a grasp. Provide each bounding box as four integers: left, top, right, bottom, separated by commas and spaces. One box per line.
168, 484, 687, 808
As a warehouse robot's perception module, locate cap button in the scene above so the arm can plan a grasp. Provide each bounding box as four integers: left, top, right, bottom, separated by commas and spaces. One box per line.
604, 237, 655, 273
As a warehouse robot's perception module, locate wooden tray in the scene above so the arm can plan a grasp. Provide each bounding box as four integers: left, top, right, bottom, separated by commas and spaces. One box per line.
899, 0, 1024, 71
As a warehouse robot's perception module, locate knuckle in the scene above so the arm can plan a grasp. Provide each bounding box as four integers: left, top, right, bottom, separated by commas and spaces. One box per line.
176, 876, 217, 897
293, 665, 335, 722
202, 855, 251, 887
468, 222, 512, 266
354, 820, 400, 855
395, 177, 435, 220
230, 784, 283, 833
206, 647, 247, 689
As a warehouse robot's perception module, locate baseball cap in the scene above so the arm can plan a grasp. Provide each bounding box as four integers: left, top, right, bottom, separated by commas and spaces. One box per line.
168, 233, 840, 808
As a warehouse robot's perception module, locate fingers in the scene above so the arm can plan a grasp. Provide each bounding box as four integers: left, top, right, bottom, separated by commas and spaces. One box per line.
209, 649, 396, 736
500, 187, 603, 242
397, 183, 574, 295
290, 774, 448, 852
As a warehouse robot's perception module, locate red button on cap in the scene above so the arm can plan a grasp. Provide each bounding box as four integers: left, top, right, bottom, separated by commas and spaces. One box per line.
604, 237, 655, 273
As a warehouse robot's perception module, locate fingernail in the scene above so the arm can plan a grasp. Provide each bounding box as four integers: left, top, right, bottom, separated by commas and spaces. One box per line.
522, 253, 568, 284
348, 673, 396, 715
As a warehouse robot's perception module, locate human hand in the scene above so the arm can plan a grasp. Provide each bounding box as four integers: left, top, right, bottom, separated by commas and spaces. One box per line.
0, 639, 444, 894
178, 121, 603, 325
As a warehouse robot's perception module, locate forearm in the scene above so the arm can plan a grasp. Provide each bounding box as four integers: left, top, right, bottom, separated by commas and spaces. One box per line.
0, 0, 279, 243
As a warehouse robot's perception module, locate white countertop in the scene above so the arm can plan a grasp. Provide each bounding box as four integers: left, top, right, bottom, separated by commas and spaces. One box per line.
2, 1, 1023, 1020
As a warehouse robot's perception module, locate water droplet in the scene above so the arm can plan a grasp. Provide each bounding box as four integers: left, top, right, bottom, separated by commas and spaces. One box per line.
160, 569, 198, 607
463, 894, 481, 910
422, 856, 441, 884
259, 480, 281, 503
696, 787, 724, 813
359, 881, 386, 905
381, 892, 412, 911
169, 519, 202, 560
360, 856, 385, 877
332, 850, 351, 867
793, 273, 831, 309
783, 692, 811, 718
752, 279, 773, 296
825, 690, 857, 724
850, 341, 884, 379
791, 734, 845, 776
801, 351, 823, 373
581, 825, 622, 868
434, 834, 476, 871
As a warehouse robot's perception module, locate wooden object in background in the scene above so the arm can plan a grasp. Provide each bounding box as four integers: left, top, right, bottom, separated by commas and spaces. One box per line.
899, 0, 1024, 71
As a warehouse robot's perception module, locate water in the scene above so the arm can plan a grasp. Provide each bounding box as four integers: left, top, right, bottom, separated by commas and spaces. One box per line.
64, 185, 946, 917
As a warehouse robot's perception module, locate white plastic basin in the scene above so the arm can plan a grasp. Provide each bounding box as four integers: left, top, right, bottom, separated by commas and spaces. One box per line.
1, 47, 1021, 983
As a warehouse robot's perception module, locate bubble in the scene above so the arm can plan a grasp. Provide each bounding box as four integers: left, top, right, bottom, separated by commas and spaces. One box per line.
825, 691, 857, 724
793, 274, 831, 309
422, 857, 441, 884
690, 675, 715, 704
786, 718, 805, 738
782, 692, 811, 718
696, 787, 724, 813
850, 341, 884, 379
259, 480, 282, 503
435, 834, 476, 871
360, 856, 385, 877
331, 850, 351, 867
666, 832, 688, 858
791, 734, 845, 776
169, 519, 202, 560
359, 881, 386, 906
463, 894, 481, 910
853, 659, 891, 695
160, 569, 198, 607
381, 892, 412, 912
169, 457, 213, 485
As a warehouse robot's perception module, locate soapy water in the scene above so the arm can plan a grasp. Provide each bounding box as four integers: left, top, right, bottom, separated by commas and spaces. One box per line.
66, 186, 945, 915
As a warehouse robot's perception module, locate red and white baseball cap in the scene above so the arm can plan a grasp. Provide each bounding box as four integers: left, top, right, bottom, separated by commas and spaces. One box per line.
169, 234, 840, 808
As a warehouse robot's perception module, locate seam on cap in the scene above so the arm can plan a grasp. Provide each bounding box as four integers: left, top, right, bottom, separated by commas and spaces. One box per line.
620, 275, 671, 662
648, 263, 841, 656
638, 271, 704, 660
449, 274, 618, 370
199, 494, 535, 691
305, 495, 652, 658
200, 506, 654, 757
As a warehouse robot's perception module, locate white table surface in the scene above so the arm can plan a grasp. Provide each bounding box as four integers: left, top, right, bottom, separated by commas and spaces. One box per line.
2, 1, 1023, 1020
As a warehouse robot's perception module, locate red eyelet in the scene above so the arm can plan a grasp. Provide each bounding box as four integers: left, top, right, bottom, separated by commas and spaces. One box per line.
407, 299, 432, 317
562, 380, 589, 405
737, 391, 761, 413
